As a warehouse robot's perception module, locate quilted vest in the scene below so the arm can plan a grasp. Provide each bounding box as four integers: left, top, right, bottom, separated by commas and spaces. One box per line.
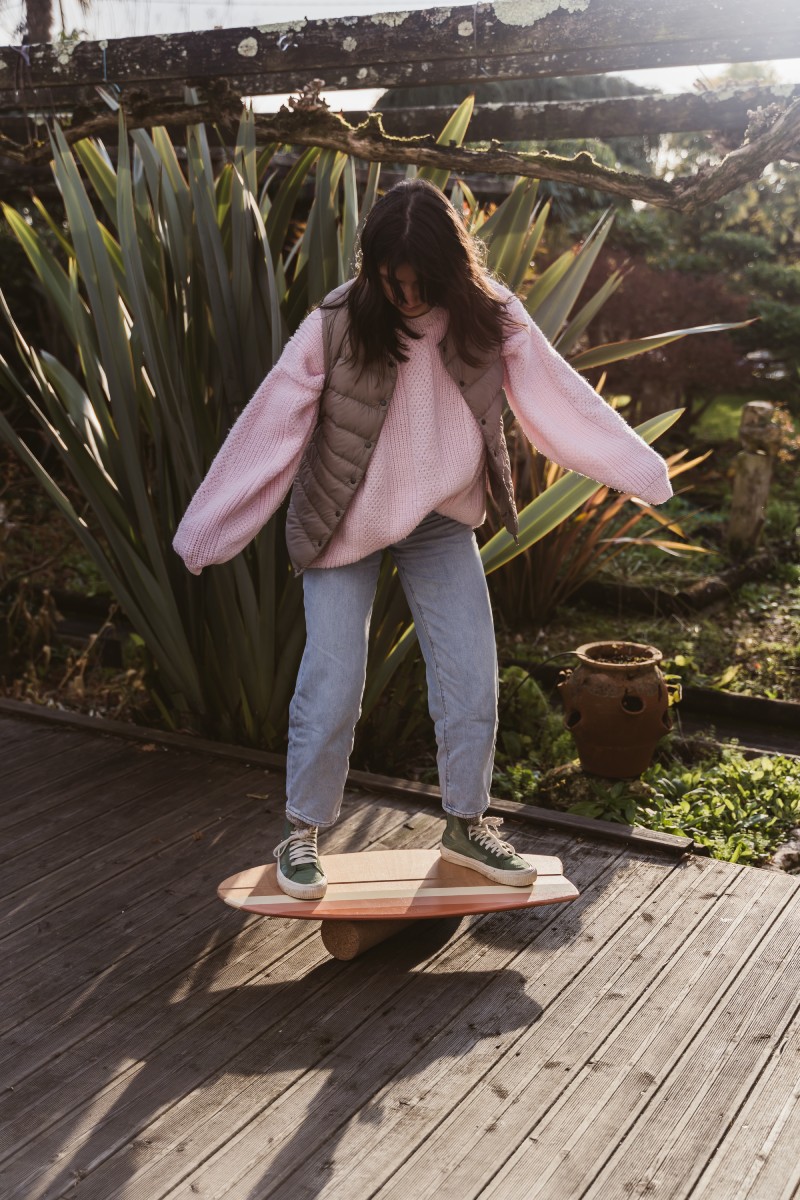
285, 282, 520, 572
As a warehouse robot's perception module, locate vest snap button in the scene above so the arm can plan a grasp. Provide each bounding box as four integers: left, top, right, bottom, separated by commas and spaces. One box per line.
350, 476, 356, 484
480, 418, 486, 425
335, 510, 341, 517
365, 441, 372, 448
459, 380, 466, 387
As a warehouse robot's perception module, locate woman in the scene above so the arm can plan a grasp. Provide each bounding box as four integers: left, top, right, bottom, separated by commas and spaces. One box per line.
173, 179, 672, 901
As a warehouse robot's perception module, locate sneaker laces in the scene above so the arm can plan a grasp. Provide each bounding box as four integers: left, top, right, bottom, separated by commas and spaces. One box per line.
273, 826, 320, 867
468, 816, 515, 856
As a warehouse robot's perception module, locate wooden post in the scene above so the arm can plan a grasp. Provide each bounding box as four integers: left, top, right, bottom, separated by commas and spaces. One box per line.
726, 401, 780, 558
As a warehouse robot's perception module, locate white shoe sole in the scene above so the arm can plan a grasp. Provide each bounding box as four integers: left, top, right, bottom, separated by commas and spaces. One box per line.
439, 843, 537, 887
277, 865, 328, 900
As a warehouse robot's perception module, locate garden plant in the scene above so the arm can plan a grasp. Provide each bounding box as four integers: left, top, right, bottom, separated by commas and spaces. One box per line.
0, 100, 745, 749
4, 96, 786, 873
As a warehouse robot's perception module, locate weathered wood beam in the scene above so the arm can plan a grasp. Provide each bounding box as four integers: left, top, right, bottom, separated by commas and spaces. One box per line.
1, 96, 797, 214
345, 85, 800, 141
6, 83, 799, 147
1, 0, 798, 99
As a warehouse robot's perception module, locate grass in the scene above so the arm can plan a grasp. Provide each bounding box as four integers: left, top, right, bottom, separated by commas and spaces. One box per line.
692, 393, 751, 443
692, 392, 800, 444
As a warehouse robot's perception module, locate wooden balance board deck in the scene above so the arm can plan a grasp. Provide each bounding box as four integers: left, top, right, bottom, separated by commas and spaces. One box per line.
217, 848, 579, 921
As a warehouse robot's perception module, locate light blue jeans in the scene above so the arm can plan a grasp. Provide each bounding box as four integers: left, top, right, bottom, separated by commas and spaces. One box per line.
286, 512, 498, 828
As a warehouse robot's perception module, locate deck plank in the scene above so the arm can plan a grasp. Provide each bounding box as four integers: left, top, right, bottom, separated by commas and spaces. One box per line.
3, 726, 93, 776
1, 712, 799, 1200
744, 1078, 800, 1200
0, 726, 133, 790
0, 766, 283, 1042
0, 736, 139, 824
0, 799, 413, 1078
0, 749, 202, 865
0, 762, 266, 980
0, 758, 259, 932
0, 808, 443, 1198
101, 826, 581, 1200
687, 1018, 800, 1200
174, 835, 631, 1200
484, 873, 799, 1200
300, 853, 718, 1200
62, 824, 572, 1200
579, 878, 800, 1200
271, 844, 675, 1200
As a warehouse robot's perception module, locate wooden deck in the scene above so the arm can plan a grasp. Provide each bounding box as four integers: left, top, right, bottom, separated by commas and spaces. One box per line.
1, 709, 799, 1200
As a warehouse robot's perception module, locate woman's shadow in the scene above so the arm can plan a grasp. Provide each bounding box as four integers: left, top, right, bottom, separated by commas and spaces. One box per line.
37, 912, 547, 1200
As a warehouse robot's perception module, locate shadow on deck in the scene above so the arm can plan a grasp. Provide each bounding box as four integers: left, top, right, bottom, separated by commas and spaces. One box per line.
1, 710, 799, 1200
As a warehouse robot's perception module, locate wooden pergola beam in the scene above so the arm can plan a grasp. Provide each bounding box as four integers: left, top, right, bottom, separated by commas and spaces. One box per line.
4, 84, 797, 147
2, 95, 798, 213
1, 0, 798, 101
346, 85, 800, 142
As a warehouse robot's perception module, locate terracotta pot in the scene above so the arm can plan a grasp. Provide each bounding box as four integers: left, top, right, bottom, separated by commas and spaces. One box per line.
558, 641, 673, 779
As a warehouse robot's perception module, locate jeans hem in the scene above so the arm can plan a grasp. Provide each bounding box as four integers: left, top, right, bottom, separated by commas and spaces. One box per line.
441, 804, 488, 820
286, 806, 339, 831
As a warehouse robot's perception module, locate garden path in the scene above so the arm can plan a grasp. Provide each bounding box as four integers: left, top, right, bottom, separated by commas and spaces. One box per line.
1, 711, 799, 1200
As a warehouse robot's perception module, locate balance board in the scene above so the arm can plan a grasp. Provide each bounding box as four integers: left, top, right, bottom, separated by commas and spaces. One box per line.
218, 848, 578, 960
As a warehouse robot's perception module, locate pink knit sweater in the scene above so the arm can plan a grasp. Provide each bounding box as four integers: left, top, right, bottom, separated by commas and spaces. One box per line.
173, 287, 673, 574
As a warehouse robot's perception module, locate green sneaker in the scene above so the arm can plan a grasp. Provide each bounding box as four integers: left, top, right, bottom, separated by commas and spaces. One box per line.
440, 814, 537, 887
273, 820, 328, 900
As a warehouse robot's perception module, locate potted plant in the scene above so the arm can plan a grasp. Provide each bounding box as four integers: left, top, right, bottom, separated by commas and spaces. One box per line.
558, 641, 675, 778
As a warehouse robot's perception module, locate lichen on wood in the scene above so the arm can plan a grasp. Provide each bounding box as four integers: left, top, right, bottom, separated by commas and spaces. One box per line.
1, 1, 799, 98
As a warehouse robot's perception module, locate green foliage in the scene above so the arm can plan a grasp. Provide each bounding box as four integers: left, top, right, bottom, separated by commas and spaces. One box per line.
576, 73, 800, 407
0, 104, 726, 747
487, 445, 714, 628
491, 670, 800, 866
495, 665, 575, 770
765, 499, 799, 542
748, 297, 800, 361
641, 751, 800, 865
744, 262, 800, 303
601, 208, 670, 258
517, 557, 800, 704
702, 230, 775, 266
1, 113, 305, 741
492, 761, 545, 804
561, 777, 647, 826
534, 749, 800, 866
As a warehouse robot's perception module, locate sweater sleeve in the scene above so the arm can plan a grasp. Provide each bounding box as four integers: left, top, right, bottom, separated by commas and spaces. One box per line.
172, 307, 326, 574
500, 289, 673, 506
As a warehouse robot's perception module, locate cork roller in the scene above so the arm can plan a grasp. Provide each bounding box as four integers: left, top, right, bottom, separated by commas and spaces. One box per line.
320, 918, 417, 960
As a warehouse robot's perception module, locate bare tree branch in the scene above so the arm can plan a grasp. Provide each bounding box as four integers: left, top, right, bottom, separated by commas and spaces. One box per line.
1, 91, 798, 213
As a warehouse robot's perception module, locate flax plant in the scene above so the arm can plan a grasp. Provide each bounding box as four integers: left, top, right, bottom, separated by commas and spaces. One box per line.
488, 445, 714, 628
0, 101, 740, 746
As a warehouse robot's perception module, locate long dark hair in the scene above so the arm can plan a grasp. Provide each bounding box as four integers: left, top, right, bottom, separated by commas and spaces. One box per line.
327, 179, 518, 371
